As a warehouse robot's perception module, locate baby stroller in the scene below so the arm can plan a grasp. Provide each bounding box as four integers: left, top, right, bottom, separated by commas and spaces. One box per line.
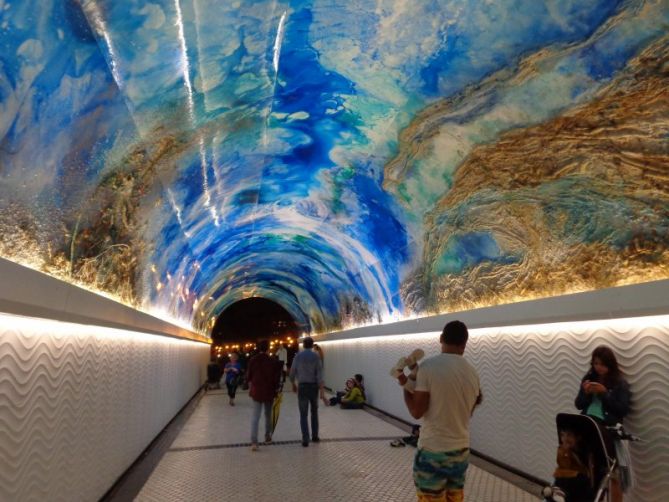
542, 413, 639, 502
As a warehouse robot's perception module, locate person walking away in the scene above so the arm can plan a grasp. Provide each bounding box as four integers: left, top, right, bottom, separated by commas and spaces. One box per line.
391, 320, 482, 502
223, 352, 242, 405
289, 336, 326, 447
276, 343, 288, 382
247, 339, 282, 451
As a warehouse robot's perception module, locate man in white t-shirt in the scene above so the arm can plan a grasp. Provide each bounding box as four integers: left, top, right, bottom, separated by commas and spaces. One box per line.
276, 343, 288, 382
392, 320, 482, 502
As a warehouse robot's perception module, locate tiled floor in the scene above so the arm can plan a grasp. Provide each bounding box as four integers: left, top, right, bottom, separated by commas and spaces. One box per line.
134, 389, 540, 501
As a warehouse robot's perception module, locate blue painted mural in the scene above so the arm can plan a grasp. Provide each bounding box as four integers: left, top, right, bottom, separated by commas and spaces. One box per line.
1, 0, 668, 333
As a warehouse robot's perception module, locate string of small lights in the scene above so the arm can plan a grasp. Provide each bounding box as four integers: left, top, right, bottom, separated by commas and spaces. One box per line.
212, 336, 298, 358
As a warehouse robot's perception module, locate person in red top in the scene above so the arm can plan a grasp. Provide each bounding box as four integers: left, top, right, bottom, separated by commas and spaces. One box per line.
247, 339, 282, 451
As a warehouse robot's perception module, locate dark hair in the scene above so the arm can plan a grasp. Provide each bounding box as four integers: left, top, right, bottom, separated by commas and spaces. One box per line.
440, 320, 468, 346
258, 339, 270, 352
591, 345, 622, 383
302, 336, 314, 349
354, 373, 363, 384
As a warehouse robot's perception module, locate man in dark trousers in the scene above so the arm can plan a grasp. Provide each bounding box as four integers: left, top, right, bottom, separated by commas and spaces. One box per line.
289, 336, 326, 447
247, 339, 282, 451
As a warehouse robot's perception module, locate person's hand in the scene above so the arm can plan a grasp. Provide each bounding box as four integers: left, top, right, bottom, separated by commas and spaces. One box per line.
321, 396, 329, 406
588, 382, 607, 394
582, 380, 591, 393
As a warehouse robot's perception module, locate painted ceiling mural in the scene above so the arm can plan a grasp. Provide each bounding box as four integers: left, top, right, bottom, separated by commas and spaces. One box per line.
0, 0, 667, 334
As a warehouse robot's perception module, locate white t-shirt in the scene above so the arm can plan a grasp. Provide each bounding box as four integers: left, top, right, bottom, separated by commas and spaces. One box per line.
415, 353, 481, 452
276, 347, 288, 369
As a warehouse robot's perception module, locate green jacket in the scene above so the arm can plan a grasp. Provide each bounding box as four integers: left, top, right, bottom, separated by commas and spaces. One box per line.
342, 386, 365, 404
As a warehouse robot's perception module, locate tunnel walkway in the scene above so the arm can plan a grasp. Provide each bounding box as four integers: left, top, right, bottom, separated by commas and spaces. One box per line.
111, 388, 541, 501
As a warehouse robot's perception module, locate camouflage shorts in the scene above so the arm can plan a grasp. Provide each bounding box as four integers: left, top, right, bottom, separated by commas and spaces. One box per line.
413, 447, 469, 496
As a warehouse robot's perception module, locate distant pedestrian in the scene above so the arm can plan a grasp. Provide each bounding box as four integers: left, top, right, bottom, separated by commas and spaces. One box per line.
289, 336, 326, 447
276, 343, 288, 382
223, 353, 241, 406
247, 339, 282, 451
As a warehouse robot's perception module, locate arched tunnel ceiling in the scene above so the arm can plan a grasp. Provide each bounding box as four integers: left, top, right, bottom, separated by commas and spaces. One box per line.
1, 1, 668, 335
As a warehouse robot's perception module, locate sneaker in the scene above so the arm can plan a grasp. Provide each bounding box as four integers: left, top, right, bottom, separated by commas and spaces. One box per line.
265, 434, 272, 443
251, 443, 259, 451
312, 437, 320, 443
302, 440, 309, 447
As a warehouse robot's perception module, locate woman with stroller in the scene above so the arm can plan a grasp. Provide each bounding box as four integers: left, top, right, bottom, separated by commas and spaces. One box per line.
574, 346, 631, 502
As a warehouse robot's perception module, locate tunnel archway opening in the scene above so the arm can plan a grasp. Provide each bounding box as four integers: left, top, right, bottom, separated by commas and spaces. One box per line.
210, 297, 300, 352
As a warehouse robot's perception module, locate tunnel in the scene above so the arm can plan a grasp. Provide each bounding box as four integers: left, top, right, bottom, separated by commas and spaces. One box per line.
1, 1, 669, 500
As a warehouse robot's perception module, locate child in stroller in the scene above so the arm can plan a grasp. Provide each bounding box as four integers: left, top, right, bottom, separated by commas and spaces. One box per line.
543, 413, 639, 502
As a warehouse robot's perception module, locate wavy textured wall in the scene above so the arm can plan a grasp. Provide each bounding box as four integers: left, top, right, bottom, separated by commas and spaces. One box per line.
0, 313, 209, 501
321, 315, 669, 501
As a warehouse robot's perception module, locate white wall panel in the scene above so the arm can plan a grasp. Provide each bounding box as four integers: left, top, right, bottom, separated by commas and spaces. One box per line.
0, 313, 210, 501
320, 316, 669, 502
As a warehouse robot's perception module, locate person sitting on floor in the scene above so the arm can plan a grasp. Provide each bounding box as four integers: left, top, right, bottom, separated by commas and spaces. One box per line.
329, 375, 364, 406
354, 373, 366, 400
339, 378, 366, 409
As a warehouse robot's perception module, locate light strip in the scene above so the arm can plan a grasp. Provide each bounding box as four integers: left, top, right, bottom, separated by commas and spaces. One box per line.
0, 311, 209, 346
317, 313, 669, 346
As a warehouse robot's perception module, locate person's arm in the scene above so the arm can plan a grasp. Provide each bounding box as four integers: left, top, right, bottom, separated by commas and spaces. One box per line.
471, 390, 483, 415
398, 373, 428, 418
289, 354, 299, 391
601, 379, 631, 419
574, 373, 593, 411
316, 357, 326, 403
404, 389, 429, 419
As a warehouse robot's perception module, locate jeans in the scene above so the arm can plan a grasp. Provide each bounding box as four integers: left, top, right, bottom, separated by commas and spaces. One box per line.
251, 399, 272, 444
298, 383, 319, 442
